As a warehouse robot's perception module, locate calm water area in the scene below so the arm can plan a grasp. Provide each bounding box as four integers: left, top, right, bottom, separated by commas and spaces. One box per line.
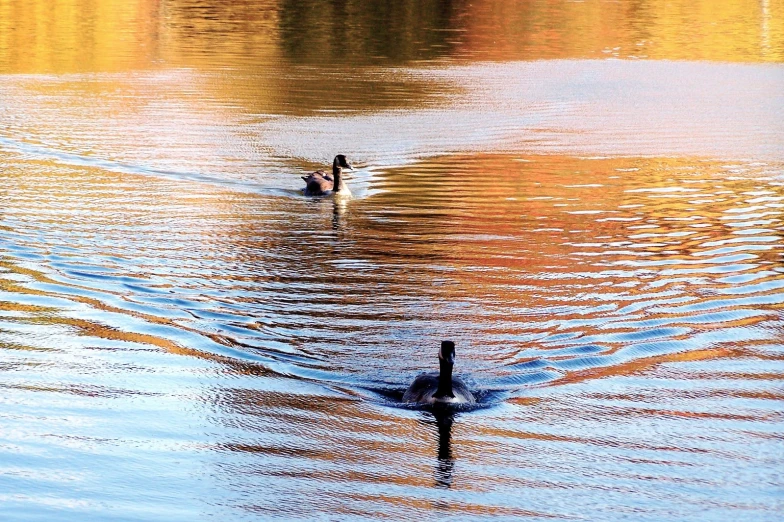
1, 1, 784, 520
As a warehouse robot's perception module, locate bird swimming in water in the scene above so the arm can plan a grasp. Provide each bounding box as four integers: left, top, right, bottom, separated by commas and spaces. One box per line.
302, 154, 353, 197
402, 341, 476, 406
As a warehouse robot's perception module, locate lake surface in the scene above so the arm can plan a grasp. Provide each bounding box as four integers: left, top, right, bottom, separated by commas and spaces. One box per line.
1, 1, 783, 520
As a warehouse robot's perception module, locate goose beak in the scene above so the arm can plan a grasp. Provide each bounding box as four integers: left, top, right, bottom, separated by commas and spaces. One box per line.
346, 163, 354, 171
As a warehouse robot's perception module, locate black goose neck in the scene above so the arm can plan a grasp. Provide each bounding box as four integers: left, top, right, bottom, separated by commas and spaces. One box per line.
332, 166, 342, 192
434, 358, 454, 398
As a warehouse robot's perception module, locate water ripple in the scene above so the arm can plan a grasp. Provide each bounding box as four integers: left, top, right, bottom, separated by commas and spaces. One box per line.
2, 124, 783, 522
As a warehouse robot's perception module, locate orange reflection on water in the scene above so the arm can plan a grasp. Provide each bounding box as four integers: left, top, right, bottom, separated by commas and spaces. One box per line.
0, 0, 161, 73
460, 0, 784, 62
1, 0, 782, 74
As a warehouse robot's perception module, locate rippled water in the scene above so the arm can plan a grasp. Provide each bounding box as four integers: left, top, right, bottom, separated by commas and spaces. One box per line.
2, 1, 784, 521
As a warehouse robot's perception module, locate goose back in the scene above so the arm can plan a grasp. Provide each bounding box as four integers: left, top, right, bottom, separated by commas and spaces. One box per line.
302, 170, 334, 196
402, 372, 476, 405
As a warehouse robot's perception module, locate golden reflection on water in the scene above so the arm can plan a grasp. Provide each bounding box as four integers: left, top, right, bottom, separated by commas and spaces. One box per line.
1, 1, 784, 519
1, 0, 782, 74
0, 0, 160, 72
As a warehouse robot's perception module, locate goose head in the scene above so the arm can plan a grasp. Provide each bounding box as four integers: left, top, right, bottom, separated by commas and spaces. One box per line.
439, 340, 455, 366
333, 154, 353, 172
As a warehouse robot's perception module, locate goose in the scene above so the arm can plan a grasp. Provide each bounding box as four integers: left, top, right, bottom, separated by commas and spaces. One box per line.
302, 154, 353, 197
402, 341, 476, 406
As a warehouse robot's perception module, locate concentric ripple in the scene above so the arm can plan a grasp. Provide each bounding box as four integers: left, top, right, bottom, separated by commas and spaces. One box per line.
2, 149, 783, 519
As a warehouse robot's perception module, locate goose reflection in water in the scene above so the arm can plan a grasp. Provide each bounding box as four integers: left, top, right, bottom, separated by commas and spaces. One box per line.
433, 411, 456, 489
416, 411, 457, 489
331, 197, 349, 231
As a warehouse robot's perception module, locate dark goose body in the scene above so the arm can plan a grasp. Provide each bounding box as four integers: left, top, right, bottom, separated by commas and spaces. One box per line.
402, 372, 476, 405
302, 155, 353, 197
402, 341, 476, 406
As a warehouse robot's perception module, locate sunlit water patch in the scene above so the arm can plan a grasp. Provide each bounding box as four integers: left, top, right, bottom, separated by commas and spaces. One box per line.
1, 60, 782, 197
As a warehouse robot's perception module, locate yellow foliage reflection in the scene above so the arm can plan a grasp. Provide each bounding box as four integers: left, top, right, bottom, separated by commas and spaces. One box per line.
0, 0, 781, 74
